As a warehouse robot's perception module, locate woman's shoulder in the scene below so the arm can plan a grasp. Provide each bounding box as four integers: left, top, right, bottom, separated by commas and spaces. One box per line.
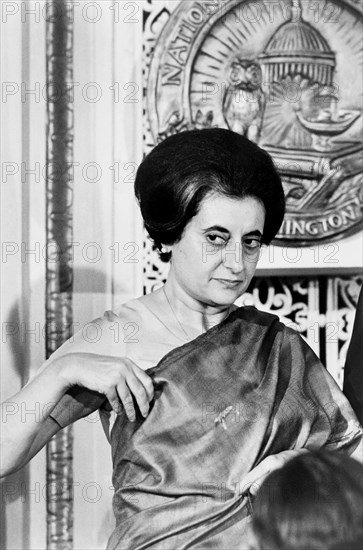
111, 288, 167, 324
110, 290, 161, 322
234, 305, 283, 327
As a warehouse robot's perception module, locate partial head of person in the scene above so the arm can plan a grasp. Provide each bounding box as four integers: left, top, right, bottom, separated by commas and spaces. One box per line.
249, 450, 363, 550
135, 129, 285, 308
134, 128, 285, 259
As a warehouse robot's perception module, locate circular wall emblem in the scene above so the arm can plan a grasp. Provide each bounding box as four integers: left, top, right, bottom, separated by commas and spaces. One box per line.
147, 0, 363, 246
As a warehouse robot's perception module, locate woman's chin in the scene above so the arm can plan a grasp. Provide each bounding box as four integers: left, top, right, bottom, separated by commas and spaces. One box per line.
212, 280, 246, 297
203, 287, 245, 307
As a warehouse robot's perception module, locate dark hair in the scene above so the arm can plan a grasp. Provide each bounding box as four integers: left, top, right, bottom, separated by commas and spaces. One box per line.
251, 450, 363, 550
134, 129, 285, 258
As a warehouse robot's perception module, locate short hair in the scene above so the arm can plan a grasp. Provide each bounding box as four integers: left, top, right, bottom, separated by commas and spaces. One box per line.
251, 450, 363, 550
134, 129, 285, 258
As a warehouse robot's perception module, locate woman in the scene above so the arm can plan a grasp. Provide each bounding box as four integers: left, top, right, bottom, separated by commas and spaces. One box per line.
1, 129, 362, 549
249, 450, 363, 550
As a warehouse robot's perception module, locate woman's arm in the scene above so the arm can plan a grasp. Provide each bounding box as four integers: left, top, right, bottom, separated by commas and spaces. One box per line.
0, 352, 154, 478
1, 359, 68, 477
241, 437, 363, 496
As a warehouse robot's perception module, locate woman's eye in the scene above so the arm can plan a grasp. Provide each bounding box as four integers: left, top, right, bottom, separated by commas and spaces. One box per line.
243, 239, 261, 250
206, 234, 226, 245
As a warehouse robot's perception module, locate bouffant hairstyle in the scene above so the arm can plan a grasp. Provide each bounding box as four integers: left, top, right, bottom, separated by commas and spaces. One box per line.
251, 450, 363, 550
134, 129, 285, 258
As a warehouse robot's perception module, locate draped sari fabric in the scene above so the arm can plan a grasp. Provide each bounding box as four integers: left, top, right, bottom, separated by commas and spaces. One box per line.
106, 307, 362, 550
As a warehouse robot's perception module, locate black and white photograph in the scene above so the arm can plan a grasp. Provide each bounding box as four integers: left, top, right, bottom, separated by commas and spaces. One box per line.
1, 1, 363, 548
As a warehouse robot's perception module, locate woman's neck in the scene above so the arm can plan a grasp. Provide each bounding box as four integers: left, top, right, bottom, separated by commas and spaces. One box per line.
163, 278, 234, 336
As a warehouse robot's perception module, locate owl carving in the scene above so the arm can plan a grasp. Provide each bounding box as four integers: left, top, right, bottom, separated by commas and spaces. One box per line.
223, 59, 265, 142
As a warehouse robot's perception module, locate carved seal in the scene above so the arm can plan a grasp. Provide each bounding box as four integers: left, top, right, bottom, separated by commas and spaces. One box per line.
146, 0, 363, 245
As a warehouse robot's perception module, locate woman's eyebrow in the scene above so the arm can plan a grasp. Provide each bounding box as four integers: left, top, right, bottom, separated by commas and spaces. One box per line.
244, 230, 263, 238
203, 227, 263, 237
203, 225, 230, 233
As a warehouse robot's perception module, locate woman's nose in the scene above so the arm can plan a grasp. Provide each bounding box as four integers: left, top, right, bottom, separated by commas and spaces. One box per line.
222, 243, 244, 273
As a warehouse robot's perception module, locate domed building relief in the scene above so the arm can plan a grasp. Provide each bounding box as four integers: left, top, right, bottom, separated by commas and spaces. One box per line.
258, 1, 337, 149
145, 0, 363, 245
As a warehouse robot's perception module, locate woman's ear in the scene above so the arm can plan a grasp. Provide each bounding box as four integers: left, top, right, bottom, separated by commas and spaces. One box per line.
159, 244, 172, 263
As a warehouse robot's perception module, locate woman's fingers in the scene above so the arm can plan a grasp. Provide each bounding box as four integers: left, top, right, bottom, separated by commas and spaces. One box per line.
60, 353, 155, 421
240, 456, 276, 495
125, 372, 152, 418
241, 450, 305, 496
106, 386, 126, 417
115, 382, 137, 421
122, 358, 154, 416
114, 359, 154, 420
133, 368, 154, 403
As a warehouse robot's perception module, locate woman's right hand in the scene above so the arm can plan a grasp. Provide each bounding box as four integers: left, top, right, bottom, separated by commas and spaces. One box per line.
54, 352, 154, 421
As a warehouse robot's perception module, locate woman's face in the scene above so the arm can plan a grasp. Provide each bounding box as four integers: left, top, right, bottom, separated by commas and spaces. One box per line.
168, 194, 266, 308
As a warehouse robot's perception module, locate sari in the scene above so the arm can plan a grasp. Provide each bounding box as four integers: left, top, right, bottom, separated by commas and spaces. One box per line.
50, 306, 362, 549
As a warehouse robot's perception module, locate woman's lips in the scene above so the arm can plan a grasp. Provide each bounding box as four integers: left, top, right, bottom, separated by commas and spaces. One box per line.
214, 278, 243, 288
